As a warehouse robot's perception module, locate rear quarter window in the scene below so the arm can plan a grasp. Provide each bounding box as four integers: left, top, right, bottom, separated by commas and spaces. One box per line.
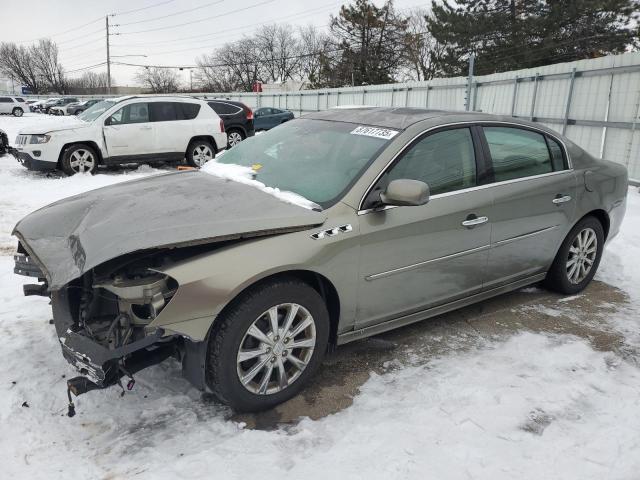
180, 103, 201, 120
209, 101, 241, 115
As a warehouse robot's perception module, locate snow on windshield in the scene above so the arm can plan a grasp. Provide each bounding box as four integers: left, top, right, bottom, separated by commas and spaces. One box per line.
201, 160, 321, 211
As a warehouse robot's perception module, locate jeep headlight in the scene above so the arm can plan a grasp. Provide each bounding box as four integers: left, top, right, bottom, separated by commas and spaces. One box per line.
30, 134, 50, 144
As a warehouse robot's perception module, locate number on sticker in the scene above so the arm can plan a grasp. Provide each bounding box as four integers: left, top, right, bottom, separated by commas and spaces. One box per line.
351, 126, 398, 140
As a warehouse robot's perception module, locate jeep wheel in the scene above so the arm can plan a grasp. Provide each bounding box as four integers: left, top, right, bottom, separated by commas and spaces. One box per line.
207, 278, 329, 412
186, 139, 214, 167
12, 107, 23, 117
61, 144, 98, 175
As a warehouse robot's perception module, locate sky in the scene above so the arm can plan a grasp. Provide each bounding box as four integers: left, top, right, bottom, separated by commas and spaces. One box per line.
0, 0, 426, 86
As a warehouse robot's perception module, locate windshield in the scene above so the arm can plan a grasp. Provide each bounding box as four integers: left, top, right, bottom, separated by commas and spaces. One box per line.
78, 100, 116, 122
217, 118, 395, 207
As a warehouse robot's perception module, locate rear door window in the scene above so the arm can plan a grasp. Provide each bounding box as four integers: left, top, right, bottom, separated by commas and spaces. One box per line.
0, 97, 12, 103
150, 102, 178, 122
483, 127, 554, 182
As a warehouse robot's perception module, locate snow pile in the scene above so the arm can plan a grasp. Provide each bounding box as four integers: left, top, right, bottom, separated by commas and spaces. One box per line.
2, 113, 640, 479
202, 160, 320, 210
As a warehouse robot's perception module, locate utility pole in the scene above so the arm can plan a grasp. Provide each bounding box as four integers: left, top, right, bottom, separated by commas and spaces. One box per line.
465, 53, 475, 111
106, 16, 111, 95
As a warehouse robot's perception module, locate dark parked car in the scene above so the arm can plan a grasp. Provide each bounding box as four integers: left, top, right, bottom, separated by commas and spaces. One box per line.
0, 129, 10, 156
67, 99, 101, 115
253, 107, 294, 131
44, 97, 79, 114
207, 100, 255, 147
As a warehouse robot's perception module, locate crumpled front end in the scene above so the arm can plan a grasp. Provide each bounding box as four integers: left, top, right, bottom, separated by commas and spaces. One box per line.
14, 245, 191, 400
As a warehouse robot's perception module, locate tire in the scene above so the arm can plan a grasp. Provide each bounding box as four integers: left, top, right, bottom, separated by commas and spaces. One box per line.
226, 129, 244, 148
544, 216, 604, 294
186, 139, 215, 167
60, 144, 98, 175
12, 107, 23, 117
207, 278, 330, 412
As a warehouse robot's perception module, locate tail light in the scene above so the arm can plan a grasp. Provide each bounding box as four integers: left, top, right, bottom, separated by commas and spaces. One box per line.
244, 106, 253, 120
219, 119, 225, 133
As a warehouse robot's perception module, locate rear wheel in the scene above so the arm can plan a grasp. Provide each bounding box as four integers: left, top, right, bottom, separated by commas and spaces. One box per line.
61, 144, 98, 175
544, 216, 604, 294
186, 139, 214, 167
226, 129, 244, 148
207, 278, 329, 412
12, 107, 23, 117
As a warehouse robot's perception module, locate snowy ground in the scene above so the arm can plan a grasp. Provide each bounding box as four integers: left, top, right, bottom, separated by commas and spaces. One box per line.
1, 114, 640, 479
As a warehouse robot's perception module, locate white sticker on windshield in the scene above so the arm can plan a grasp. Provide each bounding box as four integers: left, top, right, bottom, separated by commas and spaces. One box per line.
350, 126, 399, 140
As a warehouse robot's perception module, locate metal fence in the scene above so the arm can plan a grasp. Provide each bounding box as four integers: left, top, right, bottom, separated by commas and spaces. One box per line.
211, 52, 640, 182
21, 52, 640, 181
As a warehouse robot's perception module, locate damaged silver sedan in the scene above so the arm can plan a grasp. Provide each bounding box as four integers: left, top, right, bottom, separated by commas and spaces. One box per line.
13, 108, 628, 412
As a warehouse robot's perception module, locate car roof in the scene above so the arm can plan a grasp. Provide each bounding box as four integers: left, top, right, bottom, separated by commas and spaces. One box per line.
304, 107, 551, 132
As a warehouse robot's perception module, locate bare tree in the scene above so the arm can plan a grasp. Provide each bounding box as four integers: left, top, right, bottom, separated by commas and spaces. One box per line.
195, 53, 237, 92
298, 25, 332, 88
215, 38, 265, 92
66, 71, 113, 94
0, 43, 43, 93
30, 39, 66, 93
255, 24, 302, 83
401, 9, 446, 81
135, 67, 181, 93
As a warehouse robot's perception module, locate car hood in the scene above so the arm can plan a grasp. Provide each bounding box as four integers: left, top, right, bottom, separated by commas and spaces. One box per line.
18, 120, 89, 135
13, 171, 327, 289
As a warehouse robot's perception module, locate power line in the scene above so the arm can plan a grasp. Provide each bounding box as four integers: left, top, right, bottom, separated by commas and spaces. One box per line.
109, 1, 341, 48
65, 62, 108, 74
13, 17, 103, 44
116, 0, 224, 26
111, 0, 176, 17
116, 0, 276, 35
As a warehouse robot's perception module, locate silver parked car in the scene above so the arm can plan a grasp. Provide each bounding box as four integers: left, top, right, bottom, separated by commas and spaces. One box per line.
13, 108, 628, 412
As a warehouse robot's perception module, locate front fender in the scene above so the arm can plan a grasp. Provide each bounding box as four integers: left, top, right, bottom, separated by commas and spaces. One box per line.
150, 203, 360, 341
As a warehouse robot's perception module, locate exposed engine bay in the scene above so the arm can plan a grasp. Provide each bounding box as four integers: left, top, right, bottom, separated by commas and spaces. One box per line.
14, 244, 215, 415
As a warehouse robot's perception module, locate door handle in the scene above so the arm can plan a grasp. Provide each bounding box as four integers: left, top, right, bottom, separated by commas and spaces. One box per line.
140, 125, 153, 130
552, 195, 572, 205
461, 215, 488, 228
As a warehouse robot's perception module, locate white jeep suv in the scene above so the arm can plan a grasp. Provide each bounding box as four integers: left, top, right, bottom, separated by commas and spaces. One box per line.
0, 96, 28, 116
13, 96, 227, 175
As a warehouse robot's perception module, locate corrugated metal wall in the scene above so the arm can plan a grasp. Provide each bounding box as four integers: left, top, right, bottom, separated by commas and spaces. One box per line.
215, 52, 640, 181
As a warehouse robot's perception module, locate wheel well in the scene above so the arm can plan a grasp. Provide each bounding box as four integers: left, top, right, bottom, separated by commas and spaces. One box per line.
188, 135, 218, 154
582, 209, 610, 240
57, 141, 104, 167
216, 270, 341, 348
226, 125, 246, 137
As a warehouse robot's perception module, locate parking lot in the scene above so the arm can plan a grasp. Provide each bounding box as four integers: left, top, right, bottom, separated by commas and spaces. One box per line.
0, 113, 639, 479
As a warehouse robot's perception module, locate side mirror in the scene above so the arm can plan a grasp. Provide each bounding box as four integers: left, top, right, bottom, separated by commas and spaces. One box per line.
380, 179, 430, 207
104, 116, 113, 126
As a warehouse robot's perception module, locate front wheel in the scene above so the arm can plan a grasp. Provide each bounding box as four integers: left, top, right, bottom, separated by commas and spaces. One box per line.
544, 216, 604, 294
207, 278, 330, 412
12, 107, 23, 117
60, 144, 98, 175
186, 139, 214, 167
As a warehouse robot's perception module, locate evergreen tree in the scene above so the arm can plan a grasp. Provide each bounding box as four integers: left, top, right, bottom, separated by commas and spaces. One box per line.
427, 0, 639, 76
325, 0, 409, 87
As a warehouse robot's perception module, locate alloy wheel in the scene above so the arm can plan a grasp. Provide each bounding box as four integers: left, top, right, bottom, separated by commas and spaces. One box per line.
228, 132, 243, 147
69, 149, 96, 174
192, 144, 213, 166
566, 227, 597, 284
236, 303, 316, 395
